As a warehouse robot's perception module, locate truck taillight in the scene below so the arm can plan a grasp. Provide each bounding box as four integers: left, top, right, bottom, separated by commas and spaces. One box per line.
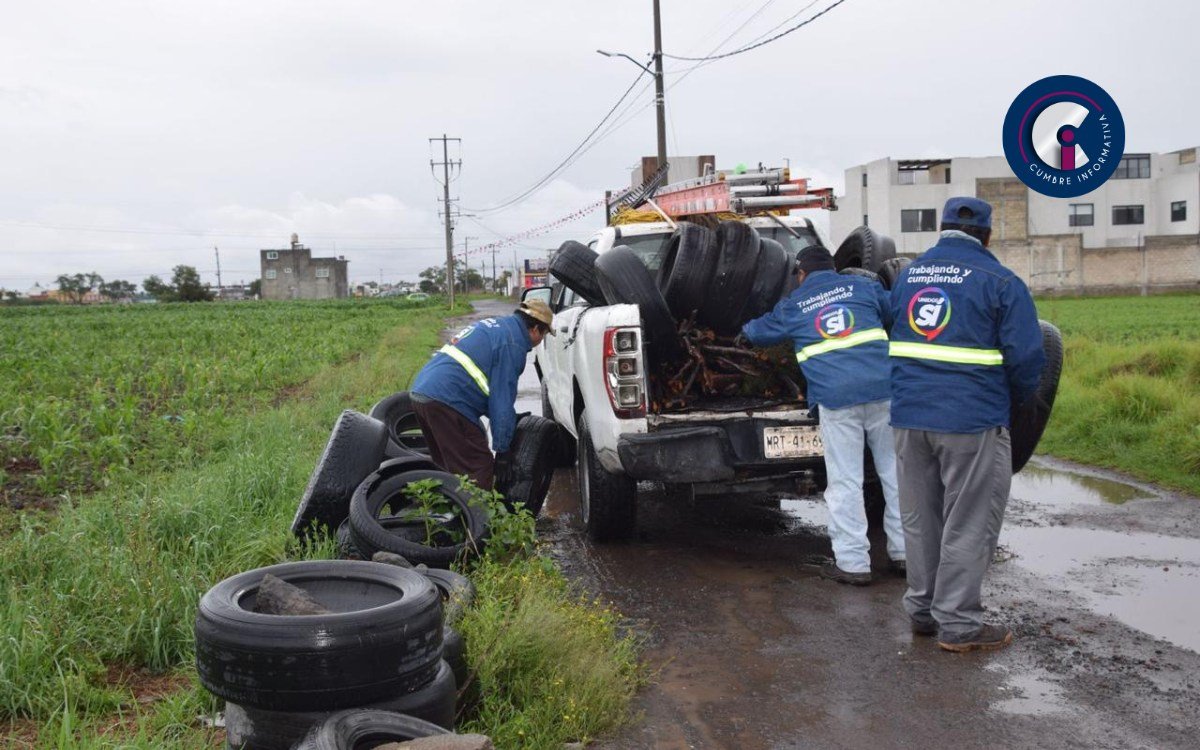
603, 326, 646, 419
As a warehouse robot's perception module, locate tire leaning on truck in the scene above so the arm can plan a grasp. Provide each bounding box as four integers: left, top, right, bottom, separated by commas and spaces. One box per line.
577, 410, 637, 542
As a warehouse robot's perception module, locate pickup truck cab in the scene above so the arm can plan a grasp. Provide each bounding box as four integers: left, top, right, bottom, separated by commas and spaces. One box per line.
531, 215, 835, 541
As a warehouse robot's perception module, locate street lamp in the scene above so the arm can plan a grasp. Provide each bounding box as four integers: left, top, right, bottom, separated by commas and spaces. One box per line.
596, 33, 668, 183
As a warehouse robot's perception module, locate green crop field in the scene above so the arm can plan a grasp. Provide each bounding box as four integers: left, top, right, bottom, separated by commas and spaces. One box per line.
0, 299, 637, 748
1036, 294, 1200, 496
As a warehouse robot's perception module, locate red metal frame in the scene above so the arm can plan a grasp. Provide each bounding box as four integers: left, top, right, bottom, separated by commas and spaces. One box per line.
639, 174, 835, 218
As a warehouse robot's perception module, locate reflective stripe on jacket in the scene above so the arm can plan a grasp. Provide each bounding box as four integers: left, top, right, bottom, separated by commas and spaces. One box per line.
887, 235, 1045, 433
741, 269, 893, 410
411, 314, 532, 452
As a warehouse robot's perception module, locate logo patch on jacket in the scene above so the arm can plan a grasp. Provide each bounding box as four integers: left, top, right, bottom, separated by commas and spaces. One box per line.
815, 304, 856, 339
907, 287, 951, 340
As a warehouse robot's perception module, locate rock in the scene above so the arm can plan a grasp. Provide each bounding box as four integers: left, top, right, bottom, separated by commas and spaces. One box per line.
372, 551, 414, 568
254, 574, 331, 615
375, 736, 494, 750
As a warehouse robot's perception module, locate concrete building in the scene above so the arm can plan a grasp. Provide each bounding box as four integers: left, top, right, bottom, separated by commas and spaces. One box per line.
259, 234, 349, 300
832, 149, 1200, 294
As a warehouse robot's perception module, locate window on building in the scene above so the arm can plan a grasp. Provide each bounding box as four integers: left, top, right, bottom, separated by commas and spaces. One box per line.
1068, 203, 1094, 227
315, 267, 331, 278
1112, 205, 1145, 225
861, 172, 867, 187
1113, 154, 1150, 179
266, 251, 279, 260
944, 167, 951, 183
265, 269, 277, 280
1171, 200, 1187, 222
863, 214, 868, 227
901, 208, 937, 232
898, 171, 916, 185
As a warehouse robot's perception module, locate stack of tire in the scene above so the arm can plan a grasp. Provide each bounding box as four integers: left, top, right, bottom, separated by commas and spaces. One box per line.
195, 559, 476, 749
548, 223, 899, 366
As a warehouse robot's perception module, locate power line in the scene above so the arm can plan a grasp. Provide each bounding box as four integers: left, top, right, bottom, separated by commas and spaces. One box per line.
0, 219, 446, 241
662, 0, 849, 61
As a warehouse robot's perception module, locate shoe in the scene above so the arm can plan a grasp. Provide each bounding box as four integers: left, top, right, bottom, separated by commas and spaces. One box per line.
818, 563, 872, 586
888, 559, 907, 577
911, 619, 938, 636
938, 623, 1013, 653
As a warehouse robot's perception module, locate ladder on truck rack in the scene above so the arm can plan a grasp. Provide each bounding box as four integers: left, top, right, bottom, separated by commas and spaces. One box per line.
608, 165, 835, 222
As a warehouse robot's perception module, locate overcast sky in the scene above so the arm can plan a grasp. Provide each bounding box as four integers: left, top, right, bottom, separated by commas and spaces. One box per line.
2, 0, 1196, 290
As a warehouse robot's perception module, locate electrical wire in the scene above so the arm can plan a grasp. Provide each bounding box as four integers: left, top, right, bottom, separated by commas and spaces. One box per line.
662, 0, 849, 61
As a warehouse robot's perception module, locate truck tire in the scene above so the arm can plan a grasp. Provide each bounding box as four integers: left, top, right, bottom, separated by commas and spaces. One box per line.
292, 411, 389, 539
194, 561, 442, 712
577, 410, 636, 542
419, 566, 476, 625
595, 245, 682, 363
441, 627, 467, 690
876, 257, 912, 290
700, 221, 762, 334
1010, 321, 1064, 473
839, 267, 880, 283
738, 237, 790, 321
656, 222, 720, 320
292, 710, 450, 749
496, 415, 560, 517
550, 241, 606, 306
369, 392, 431, 458
223, 660, 456, 749
834, 226, 896, 273
348, 468, 488, 568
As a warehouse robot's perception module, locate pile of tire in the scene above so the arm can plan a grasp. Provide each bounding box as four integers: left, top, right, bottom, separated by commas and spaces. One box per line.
195, 559, 478, 749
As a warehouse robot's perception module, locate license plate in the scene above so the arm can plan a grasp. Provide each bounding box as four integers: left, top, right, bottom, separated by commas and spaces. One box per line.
762, 425, 823, 459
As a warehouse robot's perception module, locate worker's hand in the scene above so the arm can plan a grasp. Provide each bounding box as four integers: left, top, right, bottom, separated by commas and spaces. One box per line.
494, 450, 515, 485
733, 332, 752, 349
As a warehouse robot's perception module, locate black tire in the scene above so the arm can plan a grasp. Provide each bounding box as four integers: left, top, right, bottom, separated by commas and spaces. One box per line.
442, 627, 467, 691
840, 267, 880, 283
656, 222, 720, 321
577, 410, 636, 542
834, 226, 896, 273
194, 561, 442, 712
699, 222, 762, 334
877, 257, 912, 290
540, 379, 554, 420
292, 411, 389, 539
292, 710, 450, 750
348, 468, 488, 568
369, 392, 431, 458
738, 237, 790, 322
223, 661, 456, 749
334, 521, 362, 560
419, 568, 476, 625
1011, 321, 1064, 473
496, 414, 560, 517
540, 381, 577, 468
595, 245, 682, 362
550, 241, 606, 306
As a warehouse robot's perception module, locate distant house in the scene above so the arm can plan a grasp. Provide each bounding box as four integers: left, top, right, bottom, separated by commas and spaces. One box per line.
259, 234, 349, 300
25, 283, 49, 300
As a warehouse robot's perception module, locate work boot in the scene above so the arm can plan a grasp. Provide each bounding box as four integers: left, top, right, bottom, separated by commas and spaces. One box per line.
818, 563, 872, 586
938, 623, 1013, 653
911, 618, 938, 636
887, 559, 907, 577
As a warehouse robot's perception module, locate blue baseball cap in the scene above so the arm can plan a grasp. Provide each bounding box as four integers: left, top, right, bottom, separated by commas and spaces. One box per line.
942, 197, 992, 229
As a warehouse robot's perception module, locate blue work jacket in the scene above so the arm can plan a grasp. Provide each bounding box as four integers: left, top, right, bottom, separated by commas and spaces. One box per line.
888, 234, 1045, 433
742, 269, 893, 410
411, 314, 532, 453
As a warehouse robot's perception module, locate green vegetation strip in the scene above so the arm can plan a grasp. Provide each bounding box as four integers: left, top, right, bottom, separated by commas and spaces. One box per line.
1037, 294, 1200, 496
0, 300, 638, 748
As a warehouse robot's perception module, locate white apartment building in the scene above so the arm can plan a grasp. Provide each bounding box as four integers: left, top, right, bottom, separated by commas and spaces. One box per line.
832, 149, 1200, 257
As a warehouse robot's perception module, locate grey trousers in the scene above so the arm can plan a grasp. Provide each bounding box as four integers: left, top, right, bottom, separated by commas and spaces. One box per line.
894, 427, 1011, 640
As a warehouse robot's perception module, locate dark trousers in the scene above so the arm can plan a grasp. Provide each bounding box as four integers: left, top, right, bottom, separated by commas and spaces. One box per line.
413, 398, 495, 491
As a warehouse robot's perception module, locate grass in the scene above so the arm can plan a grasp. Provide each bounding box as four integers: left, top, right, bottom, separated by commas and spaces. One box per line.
1036, 294, 1200, 495
0, 299, 639, 748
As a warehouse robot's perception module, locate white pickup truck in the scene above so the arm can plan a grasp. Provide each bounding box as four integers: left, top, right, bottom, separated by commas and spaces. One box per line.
528, 215, 836, 542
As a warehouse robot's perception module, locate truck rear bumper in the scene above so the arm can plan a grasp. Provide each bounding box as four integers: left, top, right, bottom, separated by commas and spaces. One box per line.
617, 418, 823, 484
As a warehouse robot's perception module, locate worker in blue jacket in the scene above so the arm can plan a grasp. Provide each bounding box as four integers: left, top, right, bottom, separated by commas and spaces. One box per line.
741, 246, 906, 585
410, 299, 554, 490
888, 197, 1045, 652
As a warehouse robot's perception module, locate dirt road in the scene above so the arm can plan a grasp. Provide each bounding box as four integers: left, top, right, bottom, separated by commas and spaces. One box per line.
475, 300, 1200, 749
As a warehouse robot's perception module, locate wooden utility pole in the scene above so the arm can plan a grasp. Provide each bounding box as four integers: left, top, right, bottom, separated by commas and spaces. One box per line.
429, 134, 461, 306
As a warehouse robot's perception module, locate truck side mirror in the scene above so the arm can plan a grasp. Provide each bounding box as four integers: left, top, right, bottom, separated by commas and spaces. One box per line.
521, 286, 552, 307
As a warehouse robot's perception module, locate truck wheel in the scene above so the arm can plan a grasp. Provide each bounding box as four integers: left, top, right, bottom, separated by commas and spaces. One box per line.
496, 414, 560, 517
738, 237, 790, 321
1010, 321, 1063, 473
834, 226, 896, 273
550, 240, 607, 306
595, 245, 683, 363
577, 410, 636, 542
656, 222, 720, 320
699, 221, 762, 334
876, 257, 911, 290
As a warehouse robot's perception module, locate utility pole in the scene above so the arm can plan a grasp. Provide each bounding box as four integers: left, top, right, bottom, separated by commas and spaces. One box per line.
491, 245, 497, 295
652, 0, 668, 181
430, 134, 462, 307
214, 246, 222, 298
461, 236, 479, 295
